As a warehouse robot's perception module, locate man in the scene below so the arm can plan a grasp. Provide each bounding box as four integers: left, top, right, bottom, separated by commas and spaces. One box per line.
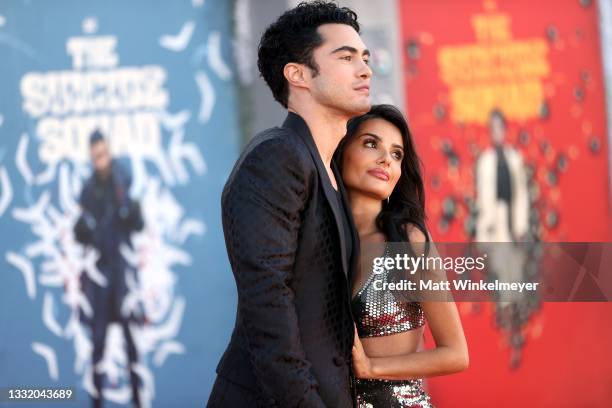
475, 109, 529, 242
74, 130, 144, 408
207, 2, 371, 407
475, 109, 532, 367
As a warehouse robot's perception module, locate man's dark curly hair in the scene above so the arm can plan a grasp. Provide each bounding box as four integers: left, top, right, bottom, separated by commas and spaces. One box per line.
257, 1, 360, 108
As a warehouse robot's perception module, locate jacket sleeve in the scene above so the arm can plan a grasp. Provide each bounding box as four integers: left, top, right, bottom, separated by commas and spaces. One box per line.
118, 200, 144, 232
113, 162, 145, 233
74, 187, 96, 246
221, 137, 325, 408
74, 213, 95, 245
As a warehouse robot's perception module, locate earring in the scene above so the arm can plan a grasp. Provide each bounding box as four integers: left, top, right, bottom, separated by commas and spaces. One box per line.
387, 197, 390, 204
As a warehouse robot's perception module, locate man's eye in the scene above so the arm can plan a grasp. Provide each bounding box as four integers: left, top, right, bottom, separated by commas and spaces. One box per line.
363, 58, 370, 65
342, 55, 352, 61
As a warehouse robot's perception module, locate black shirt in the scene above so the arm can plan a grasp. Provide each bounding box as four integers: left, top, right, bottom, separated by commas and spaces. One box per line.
335, 189, 353, 267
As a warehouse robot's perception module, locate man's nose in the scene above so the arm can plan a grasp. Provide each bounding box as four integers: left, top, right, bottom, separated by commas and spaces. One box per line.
359, 58, 372, 79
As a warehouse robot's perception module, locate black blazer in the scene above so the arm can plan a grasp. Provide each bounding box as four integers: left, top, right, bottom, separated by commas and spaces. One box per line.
211, 112, 357, 407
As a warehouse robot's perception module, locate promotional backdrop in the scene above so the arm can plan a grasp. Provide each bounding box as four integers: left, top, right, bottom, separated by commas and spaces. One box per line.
399, 0, 612, 406
0, 1, 239, 406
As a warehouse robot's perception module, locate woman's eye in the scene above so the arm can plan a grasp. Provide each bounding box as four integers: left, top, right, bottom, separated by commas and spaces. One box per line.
392, 151, 403, 160
364, 139, 376, 148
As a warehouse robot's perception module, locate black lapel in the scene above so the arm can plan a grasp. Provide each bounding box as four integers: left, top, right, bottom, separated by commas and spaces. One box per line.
333, 161, 359, 283
282, 112, 349, 278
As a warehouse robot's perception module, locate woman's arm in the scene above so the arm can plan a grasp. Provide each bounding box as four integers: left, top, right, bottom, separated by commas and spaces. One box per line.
352, 225, 469, 380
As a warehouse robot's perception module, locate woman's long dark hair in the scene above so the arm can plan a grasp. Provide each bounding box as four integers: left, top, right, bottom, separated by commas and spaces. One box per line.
334, 104, 429, 244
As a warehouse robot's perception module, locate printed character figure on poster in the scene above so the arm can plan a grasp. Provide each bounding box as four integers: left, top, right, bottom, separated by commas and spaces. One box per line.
73, 130, 145, 408
475, 109, 536, 368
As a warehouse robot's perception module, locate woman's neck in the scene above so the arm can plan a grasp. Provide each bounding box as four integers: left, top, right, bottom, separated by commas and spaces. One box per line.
348, 191, 383, 238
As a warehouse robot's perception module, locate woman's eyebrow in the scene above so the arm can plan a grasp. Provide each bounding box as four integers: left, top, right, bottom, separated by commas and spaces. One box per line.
359, 133, 404, 150
359, 132, 381, 140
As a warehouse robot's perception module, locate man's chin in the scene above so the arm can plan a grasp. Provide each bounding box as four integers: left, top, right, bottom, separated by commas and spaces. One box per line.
327, 99, 371, 118
349, 100, 372, 116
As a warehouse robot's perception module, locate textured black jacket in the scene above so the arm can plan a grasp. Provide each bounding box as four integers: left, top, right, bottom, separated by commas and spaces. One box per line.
211, 112, 357, 407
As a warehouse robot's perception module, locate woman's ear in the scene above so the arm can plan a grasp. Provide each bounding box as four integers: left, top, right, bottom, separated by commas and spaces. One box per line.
283, 63, 310, 90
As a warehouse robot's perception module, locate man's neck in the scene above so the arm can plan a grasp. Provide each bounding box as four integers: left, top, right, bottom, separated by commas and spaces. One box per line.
288, 105, 348, 166
95, 168, 111, 184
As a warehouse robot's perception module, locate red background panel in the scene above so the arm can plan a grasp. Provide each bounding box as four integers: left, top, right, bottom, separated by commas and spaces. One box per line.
398, 0, 612, 406
398, 0, 609, 242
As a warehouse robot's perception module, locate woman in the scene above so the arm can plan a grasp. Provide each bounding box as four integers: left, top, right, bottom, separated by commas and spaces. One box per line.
334, 105, 468, 407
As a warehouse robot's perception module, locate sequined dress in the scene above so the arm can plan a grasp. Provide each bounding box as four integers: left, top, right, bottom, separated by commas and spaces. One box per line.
352, 245, 434, 408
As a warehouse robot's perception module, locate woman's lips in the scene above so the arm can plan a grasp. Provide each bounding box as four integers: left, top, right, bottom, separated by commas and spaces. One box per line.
367, 169, 390, 181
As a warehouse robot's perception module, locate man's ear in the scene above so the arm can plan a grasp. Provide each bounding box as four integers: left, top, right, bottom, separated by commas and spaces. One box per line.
283, 63, 310, 90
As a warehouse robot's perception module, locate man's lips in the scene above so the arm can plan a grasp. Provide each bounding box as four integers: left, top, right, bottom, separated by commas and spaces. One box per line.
367, 169, 390, 181
355, 84, 370, 93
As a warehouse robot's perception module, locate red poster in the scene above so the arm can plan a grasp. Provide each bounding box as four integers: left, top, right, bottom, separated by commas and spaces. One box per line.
398, 1, 612, 406
400, 0, 610, 243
